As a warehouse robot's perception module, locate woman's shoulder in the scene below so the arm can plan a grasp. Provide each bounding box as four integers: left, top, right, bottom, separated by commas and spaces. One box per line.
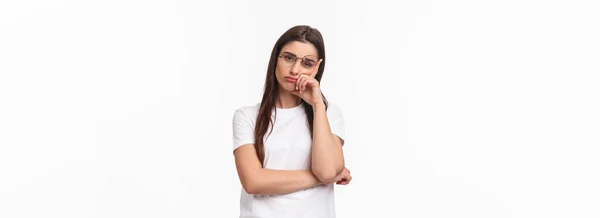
235, 102, 260, 112
233, 103, 261, 120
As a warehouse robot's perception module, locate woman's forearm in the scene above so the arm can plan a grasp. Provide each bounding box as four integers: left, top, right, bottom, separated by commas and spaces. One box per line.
310, 102, 345, 182
246, 169, 322, 195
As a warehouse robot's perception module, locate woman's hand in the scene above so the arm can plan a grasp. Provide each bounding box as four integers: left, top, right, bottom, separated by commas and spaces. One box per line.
332, 167, 352, 185
291, 59, 324, 106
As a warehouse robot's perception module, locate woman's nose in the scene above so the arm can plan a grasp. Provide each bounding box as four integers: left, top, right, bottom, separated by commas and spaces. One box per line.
290, 61, 302, 75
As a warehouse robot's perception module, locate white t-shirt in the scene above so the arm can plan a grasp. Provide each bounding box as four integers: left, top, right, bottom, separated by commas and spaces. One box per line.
232, 102, 346, 218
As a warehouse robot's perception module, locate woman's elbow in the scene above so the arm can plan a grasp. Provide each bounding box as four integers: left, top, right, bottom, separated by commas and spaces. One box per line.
313, 169, 338, 183
241, 179, 262, 195
243, 183, 262, 195
314, 166, 344, 183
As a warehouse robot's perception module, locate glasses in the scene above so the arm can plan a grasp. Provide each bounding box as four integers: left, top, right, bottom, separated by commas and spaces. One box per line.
278, 52, 318, 69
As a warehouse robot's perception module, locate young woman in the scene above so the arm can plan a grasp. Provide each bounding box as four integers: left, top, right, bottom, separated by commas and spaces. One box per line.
232, 25, 351, 218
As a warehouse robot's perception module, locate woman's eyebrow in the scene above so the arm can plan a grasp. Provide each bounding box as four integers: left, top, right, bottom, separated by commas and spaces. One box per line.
281, 51, 297, 57
282, 51, 319, 58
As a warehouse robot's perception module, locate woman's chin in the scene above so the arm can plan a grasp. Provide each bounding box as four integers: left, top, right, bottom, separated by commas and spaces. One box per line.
278, 83, 296, 93
285, 86, 296, 92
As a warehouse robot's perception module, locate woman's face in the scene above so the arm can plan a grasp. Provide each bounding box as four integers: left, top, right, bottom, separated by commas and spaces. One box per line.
275, 41, 320, 93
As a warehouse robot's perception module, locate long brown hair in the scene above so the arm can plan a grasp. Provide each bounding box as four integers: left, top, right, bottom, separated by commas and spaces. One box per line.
254, 25, 328, 166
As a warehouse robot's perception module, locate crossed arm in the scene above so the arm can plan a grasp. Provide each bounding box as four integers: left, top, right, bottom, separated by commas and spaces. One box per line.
234, 144, 322, 195
233, 105, 346, 195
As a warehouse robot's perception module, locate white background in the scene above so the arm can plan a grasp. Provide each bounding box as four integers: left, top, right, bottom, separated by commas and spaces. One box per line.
1, 0, 599, 217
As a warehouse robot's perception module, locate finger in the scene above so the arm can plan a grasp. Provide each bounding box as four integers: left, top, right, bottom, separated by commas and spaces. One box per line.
306, 77, 316, 90
305, 78, 316, 91
301, 77, 310, 93
297, 76, 305, 93
300, 75, 308, 93
296, 74, 306, 91
311, 59, 323, 77
336, 181, 347, 185
295, 75, 302, 91
302, 76, 311, 93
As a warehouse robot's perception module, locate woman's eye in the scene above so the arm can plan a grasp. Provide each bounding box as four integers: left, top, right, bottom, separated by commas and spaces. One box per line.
303, 61, 316, 68
283, 54, 295, 61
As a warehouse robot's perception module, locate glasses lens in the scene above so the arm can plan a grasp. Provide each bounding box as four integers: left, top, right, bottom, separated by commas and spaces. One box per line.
280, 53, 296, 66
302, 56, 317, 68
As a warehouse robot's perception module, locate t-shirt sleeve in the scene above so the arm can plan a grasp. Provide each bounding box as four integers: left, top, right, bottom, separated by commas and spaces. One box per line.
232, 108, 255, 151
327, 103, 346, 145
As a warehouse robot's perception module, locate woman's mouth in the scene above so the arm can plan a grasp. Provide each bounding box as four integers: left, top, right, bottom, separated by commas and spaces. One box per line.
284, 77, 297, 83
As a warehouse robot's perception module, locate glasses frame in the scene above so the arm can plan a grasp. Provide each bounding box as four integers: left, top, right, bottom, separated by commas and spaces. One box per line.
278, 52, 319, 69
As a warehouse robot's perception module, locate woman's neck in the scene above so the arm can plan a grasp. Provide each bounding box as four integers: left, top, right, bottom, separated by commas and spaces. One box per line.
275, 89, 302, 109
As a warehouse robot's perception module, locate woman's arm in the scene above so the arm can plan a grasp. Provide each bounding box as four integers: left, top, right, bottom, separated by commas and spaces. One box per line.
234, 144, 322, 195
310, 102, 345, 183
